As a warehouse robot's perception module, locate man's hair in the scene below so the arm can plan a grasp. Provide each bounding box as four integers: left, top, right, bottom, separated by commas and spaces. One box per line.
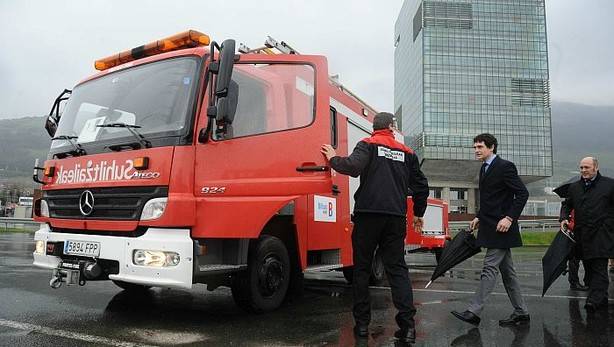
473, 133, 498, 153
583, 156, 599, 169
373, 112, 395, 130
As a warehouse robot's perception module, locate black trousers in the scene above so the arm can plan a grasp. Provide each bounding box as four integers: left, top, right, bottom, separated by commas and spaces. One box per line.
351, 213, 416, 329
584, 257, 609, 305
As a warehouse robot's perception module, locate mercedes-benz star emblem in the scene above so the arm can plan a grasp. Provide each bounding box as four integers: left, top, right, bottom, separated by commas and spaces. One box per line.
79, 190, 95, 216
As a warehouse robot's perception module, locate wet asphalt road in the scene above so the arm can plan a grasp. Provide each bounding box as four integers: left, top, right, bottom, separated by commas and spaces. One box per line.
1, 232, 613, 346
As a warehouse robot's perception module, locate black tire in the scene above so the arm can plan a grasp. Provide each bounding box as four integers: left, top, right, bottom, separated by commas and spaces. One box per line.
231, 236, 290, 313
342, 249, 387, 286
434, 248, 443, 264
112, 280, 151, 292
370, 249, 386, 286
342, 267, 354, 283
434, 240, 450, 264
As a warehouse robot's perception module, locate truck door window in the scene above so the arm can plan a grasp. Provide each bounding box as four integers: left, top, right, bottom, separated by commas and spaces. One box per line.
220, 64, 315, 139
330, 107, 338, 148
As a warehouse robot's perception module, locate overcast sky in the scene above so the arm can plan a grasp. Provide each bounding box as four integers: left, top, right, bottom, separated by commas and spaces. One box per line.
0, 0, 612, 120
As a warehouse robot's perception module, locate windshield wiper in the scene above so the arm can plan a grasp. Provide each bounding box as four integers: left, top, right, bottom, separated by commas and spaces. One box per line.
51, 135, 87, 156
97, 122, 152, 149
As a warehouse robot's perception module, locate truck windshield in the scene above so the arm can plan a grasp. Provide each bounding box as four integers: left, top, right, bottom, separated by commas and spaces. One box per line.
51, 57, 199, 150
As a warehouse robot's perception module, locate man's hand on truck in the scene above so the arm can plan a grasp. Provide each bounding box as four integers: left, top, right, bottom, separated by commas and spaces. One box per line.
320, 144, 336, 160
413, 216, 424, 233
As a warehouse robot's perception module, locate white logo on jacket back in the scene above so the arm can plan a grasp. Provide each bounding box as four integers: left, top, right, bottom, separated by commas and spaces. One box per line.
377, 146, 405, 162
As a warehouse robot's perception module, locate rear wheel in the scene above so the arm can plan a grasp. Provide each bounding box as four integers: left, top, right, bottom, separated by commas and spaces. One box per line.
434, 248, 443, 264
112, 280, 151, 292
342, 249, 387, 286
342, 267, 354, 283
434, 240, 449, 264
370, 249, 386, 286
231, 236, 290, 313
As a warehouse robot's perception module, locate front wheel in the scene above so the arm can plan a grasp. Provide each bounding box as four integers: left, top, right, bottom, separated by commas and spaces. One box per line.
231, 236, 290, 313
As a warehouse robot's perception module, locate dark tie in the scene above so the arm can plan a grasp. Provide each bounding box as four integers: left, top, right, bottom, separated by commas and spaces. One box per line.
584, 179, 592, 190
481, 163, 488, 176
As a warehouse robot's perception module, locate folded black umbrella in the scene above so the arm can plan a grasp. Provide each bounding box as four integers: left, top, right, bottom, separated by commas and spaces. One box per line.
542, 229, 576, 296
425, 230, 481, 288
553, 176, 580, 198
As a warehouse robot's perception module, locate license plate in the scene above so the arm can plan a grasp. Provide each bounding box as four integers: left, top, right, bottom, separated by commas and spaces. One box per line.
64, 240, 100, 257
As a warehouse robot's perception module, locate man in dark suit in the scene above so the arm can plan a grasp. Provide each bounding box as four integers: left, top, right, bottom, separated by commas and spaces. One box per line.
452, 133, 530, 327
561, 157, 614, 312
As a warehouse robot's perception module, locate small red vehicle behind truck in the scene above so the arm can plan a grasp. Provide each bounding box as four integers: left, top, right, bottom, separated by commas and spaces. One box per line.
32, 30, 449, 312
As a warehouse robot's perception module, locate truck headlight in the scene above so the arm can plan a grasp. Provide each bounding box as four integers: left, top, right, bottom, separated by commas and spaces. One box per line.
140, 198, 167, 220
132, 249, 180, 267
40, 200, 49, 217
35, 240, 45, 255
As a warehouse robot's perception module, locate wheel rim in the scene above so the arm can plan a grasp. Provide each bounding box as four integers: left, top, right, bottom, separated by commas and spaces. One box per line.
257, 254, 285, 297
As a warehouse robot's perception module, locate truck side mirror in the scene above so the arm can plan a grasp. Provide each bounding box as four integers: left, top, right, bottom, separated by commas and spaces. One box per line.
215, 39, 236, 97
45, 117, 58, 138
216, 79, 239, 125
45, 89, 72, 138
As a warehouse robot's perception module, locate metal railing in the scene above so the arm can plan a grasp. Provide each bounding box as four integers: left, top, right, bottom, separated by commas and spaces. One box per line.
449, 219, 560, 233
0, 217, 41, 232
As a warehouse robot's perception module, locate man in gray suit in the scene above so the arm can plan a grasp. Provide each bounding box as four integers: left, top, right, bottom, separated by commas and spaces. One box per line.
451, 133, 530, 326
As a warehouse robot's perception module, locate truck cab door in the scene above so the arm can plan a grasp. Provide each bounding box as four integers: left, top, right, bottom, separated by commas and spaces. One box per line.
193, 55, 333, 238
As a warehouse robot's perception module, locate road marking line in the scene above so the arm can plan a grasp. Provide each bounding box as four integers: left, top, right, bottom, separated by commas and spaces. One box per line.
0, 319, 157, 347
369, 286, 614, 302
419, 300, 444, 305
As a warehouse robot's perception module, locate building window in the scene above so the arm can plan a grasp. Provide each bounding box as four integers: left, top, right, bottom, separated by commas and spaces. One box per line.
423, 1, 473, 30
511, 78, 550, 107
429, 188, 442, 199
449, 188, 468, 214
413, 3, 423, 41
450, 188, 467, 200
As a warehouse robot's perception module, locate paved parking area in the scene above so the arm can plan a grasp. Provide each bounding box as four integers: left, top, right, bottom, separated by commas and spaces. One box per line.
1, 232, 612, 346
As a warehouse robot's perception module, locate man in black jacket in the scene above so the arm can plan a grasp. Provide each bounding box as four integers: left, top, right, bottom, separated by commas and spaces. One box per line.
561, 157, 614, 312
452, 133, 530, 327
321, 112, 429, 344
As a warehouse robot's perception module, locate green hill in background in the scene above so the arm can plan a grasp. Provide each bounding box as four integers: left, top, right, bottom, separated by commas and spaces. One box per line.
551, 101, 614, 177
0, 117, 50, 187
0, 101, 612, 190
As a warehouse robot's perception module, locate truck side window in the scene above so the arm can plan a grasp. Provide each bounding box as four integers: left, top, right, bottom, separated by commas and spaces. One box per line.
220, 64, 315, 140
330, 107, 338, 148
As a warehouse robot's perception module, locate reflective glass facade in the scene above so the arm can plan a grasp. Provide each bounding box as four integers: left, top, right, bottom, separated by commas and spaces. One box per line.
394, 0, 552, 178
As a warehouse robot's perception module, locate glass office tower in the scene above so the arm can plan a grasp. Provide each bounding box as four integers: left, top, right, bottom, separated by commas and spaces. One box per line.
394, 0, 552, 213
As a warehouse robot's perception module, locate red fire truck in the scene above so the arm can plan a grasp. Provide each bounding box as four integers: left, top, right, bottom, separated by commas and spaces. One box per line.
32, 30, 448, 312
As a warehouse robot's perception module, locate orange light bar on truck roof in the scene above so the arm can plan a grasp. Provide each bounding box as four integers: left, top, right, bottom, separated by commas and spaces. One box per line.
94, 30, 211, 71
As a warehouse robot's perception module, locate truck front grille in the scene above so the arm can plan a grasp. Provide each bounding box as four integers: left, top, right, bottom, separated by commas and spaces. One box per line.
44, 186, 168, 220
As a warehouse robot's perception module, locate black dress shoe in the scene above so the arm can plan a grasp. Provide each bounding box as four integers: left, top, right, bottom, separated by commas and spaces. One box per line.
585, 302, 597, 312
394, 327, 416, 344
570, 283, 589, 291
584, 300, 608, 312
499, 313, 530, 326
451, 310, 481, 326
353, 325, 369, 338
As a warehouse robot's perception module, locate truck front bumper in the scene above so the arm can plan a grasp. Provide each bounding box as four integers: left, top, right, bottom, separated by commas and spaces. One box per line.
33, 224, 195, 289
